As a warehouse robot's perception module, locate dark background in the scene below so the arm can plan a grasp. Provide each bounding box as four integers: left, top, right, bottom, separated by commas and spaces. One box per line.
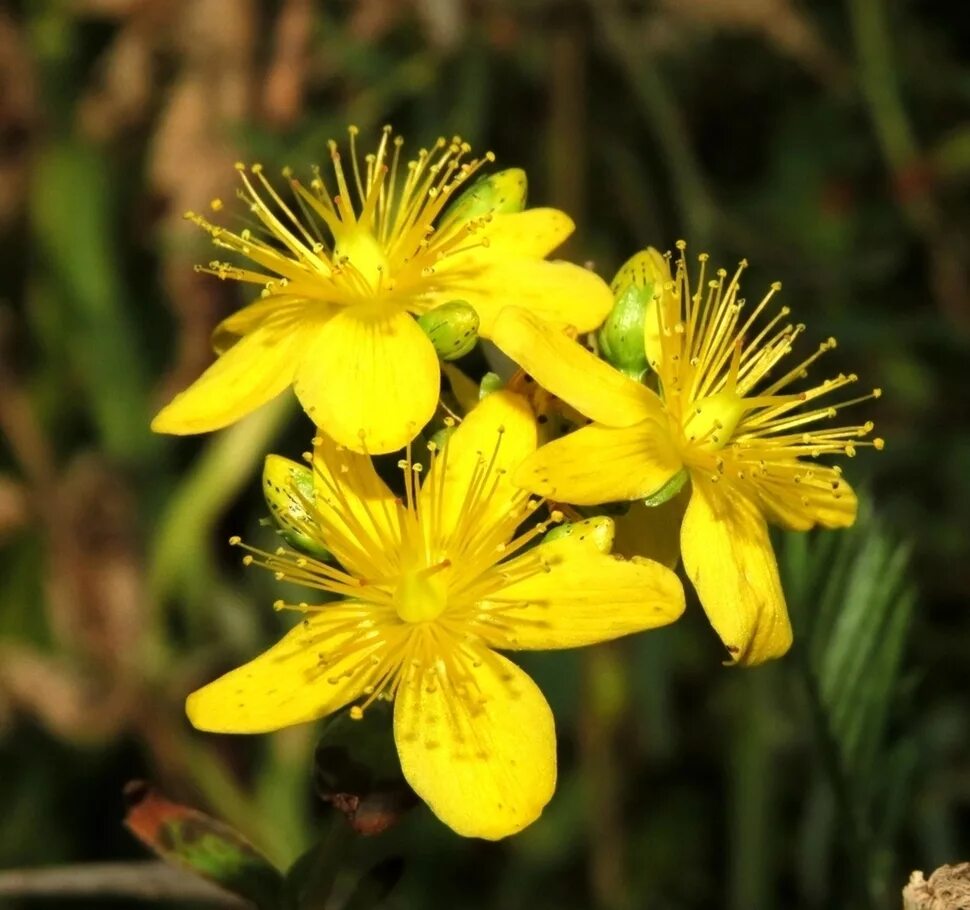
0, 1, 967, 907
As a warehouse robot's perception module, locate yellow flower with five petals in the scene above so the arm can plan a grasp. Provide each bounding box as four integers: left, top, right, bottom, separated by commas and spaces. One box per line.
493, 243, 883, 666
152, 127, 612, 453
186, 391, 685, 839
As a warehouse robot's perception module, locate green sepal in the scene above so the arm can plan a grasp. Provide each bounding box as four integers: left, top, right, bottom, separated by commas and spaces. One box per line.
440, 167, 527, 225
479, 372, 503, 399
643, 467, 689, 508
541, 516, 615, 554
416, 301, 479, 361
263, 454, 330, 561
124, 781, 283, 909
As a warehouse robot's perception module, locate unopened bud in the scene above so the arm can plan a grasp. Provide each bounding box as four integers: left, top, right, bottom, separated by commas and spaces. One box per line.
643, 467, 689, 508
263, 455, 330, 560
541, 516, 615, 554
440, 168, 528, 225
598, 247, 670, 381
417, 301, 479, 361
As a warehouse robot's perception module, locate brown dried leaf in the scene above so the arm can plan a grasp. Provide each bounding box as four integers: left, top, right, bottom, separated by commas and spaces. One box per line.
0, 10, 38, 226
77, 15, 156, 142
0, 646, 132, 741
148, 0, 257, 403
657, 0, 846, 86
0, 475, 29, 540
44, 455, 146, 671
262, 0, 314, 129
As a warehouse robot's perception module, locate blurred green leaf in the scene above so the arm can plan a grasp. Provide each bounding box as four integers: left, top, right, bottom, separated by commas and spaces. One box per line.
341, 856, 405, 910
30, 142, 153, 461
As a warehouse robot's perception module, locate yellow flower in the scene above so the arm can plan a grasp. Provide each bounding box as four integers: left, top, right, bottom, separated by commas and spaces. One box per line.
152, 127, 612, 454
186, 391, 684, 839
492, 243, 883, 666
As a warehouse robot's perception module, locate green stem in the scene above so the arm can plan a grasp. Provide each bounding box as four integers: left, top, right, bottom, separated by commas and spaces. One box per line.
847, 0, 918, 174
147, 397, 295, 640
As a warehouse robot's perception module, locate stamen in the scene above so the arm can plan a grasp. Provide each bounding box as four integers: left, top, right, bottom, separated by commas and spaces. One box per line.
656, 243, 882, 486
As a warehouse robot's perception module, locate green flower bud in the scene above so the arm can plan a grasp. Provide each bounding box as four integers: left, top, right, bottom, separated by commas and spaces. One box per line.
440, 168, 528, 226
479, 372, 503, 399
541, 515, 615, 554
417, 300, 480, 361
643, 466, 689, 508
262, 454, 330, 560
598, 247, 669, 381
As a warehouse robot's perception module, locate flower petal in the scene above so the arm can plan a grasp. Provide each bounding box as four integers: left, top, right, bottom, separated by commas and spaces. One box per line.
212, 297, 311, 354
680, 475, 792, 666
152, 313, 309, 435
490, 307, 664, 427
514, 420, 683, 505
479, 209, 574, 259
441, 362, 480, 415
484, 538, 685, 650
612, 487, 691, 567
442, 259, 612, 336
295, 304, 440, 454
421, 390, 537, 548
185, 609, 380, 733
393, 644, 556, 839
755, 468, 858, 531
309, 435, 403, 577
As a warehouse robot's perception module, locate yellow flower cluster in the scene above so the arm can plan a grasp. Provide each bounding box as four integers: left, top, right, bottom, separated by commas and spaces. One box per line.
155, 128, 881, 840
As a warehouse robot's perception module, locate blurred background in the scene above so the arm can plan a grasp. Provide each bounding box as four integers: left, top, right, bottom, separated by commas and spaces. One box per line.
0, 0, 968, 907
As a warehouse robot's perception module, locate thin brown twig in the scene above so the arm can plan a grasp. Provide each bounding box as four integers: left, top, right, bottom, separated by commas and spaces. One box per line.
0, 861, 250, 906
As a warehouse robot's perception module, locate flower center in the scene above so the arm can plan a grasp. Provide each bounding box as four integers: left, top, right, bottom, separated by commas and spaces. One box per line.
393, 561, 450, 623
334, 226, 388, 291
681, 390, 744, 451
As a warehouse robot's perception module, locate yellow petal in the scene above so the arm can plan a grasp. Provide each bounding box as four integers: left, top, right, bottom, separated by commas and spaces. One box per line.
680, 475, 792, 665
484, 537, 685, 650
295, 304, 440, 454
393, 645, 556, 839
185, 609, 380, 733
442, 362, 480, 415
212, 297, 311, 354
479, 209, 574, 259
152, 315, 308, 435
309, 435, 403, 577
612, 487, 691, 567
755, 468, 858, 531
490, 307, 664, 427
445, 259, 612, 336
514, 420, 683, 505
421, 390, 536, 548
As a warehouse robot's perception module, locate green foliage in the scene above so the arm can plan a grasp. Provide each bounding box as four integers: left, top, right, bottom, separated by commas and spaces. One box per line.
783, 505, 918, 907
125, 783, 284, 908
0, 1, 966, 908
